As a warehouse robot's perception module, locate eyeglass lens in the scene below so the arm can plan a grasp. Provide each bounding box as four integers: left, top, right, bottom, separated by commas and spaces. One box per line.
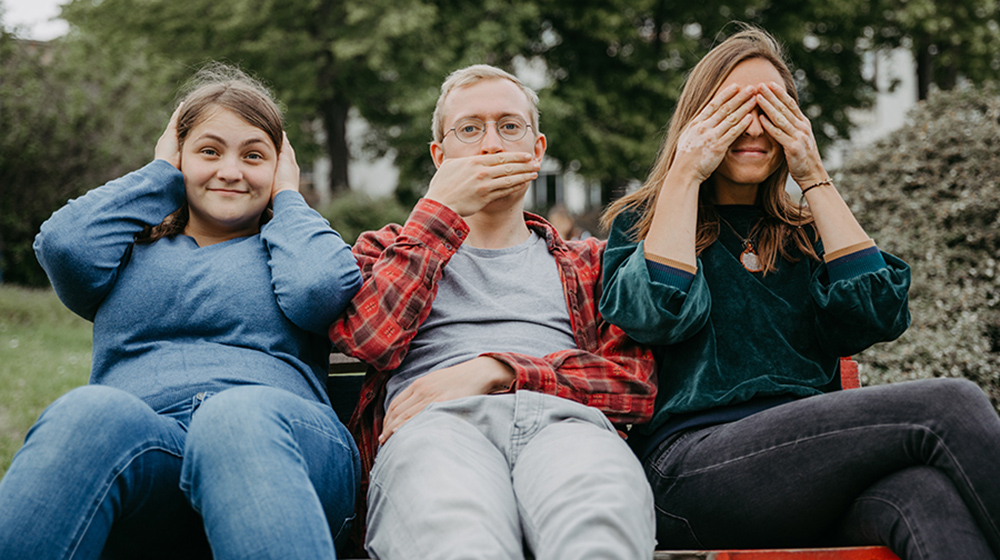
451, 117, 529, 143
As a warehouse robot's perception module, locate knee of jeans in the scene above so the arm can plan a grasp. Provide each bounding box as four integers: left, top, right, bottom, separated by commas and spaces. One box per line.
39, 386, 152, 442
917, 378, 996, 429
26, 386, 163, 463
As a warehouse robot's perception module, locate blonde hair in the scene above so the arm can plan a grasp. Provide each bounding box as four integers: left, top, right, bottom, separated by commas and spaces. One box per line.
601, 25, 818, 273
137, 63, 283, 244
431, 64, 540, 143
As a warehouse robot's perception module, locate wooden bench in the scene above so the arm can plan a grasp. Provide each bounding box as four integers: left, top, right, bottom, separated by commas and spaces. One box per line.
327, 353, 899, 560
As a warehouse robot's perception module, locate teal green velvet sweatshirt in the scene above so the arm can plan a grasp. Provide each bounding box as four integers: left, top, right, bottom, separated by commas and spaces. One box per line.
599, 206, 911, 434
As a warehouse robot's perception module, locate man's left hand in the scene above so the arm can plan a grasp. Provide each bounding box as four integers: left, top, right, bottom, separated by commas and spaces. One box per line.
380, 356, 515, 444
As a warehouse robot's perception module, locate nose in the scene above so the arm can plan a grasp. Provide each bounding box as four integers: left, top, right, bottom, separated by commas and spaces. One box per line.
216, 155, 243, 182
744, 109, 765, 137
479, 124, 504, 155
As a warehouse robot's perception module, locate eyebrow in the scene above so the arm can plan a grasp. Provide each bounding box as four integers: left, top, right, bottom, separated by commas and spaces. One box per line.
454, 112, 524, 122
195, 133, 272, 150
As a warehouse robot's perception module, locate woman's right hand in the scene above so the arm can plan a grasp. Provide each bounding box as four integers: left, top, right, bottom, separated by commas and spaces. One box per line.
154, 103, 183, 169
672, 84, 758, 184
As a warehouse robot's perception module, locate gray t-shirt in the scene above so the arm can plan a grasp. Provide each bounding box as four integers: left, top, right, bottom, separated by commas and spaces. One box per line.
385, 231, 577, 405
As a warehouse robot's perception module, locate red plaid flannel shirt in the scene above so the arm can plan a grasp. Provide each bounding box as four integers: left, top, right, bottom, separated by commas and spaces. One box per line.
328, 198, 657, 492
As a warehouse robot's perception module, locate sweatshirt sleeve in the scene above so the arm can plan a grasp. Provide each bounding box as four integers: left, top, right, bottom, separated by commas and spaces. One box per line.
33, 160, 186, 321
261, 190, 361, 335
810, 244, 911, 357
599, 212, 711, 346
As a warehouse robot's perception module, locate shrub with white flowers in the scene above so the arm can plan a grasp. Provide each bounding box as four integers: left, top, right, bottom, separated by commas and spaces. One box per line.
837, 84, 1000, 408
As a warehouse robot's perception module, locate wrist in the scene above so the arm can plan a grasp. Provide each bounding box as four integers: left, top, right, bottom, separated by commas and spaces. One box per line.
800, 178, 833, 196
481, 356, 515, 392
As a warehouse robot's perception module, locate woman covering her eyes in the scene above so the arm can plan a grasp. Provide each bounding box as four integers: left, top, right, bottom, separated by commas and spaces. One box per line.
600, 25, 1000, 559
0, 63, 362, 559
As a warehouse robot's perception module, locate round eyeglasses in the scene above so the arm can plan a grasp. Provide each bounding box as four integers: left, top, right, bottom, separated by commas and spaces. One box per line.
444, 116, 532, 144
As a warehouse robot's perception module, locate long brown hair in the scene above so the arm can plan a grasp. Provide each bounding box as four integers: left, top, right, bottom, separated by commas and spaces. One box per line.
137, 63, 284, 244
601, 25, 818, 273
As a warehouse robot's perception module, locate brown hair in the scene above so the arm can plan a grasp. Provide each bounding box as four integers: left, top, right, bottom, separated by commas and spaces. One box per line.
431, 64, 540, 144
137, 63, 284, 244
600, 25, 818, 273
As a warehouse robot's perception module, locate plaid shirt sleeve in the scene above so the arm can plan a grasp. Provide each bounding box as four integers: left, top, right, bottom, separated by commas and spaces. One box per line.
328, 198, 468, 370
482, 233, 657, 426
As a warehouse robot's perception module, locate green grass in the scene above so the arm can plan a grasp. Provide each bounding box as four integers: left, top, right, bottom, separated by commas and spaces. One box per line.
0, 285, 92, 475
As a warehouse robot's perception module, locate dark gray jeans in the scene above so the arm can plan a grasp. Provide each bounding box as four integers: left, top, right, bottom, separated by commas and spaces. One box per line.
645, 378, 1000, 560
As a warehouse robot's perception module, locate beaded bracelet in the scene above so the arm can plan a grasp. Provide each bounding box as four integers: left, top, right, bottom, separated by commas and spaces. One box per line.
801, 178, 833, 195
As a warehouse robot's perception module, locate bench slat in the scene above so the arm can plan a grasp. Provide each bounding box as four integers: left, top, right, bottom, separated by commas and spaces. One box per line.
654, 547, 899, 559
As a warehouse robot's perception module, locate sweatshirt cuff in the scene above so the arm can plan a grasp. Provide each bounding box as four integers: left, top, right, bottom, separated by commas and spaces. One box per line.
825, 239, 887, 282
643, 245, 696, 292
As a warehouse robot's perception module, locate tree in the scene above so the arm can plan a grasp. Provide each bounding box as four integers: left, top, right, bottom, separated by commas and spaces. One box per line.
0, 26, 174, 285
529, 0, 880, 203
873, 0, 1000, 100
59, 0, 540, 200
836, 84, 1000, 406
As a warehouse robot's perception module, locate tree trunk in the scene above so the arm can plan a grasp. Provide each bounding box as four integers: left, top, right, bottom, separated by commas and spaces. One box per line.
321, 96, 351, 195
916, 37, 933, 101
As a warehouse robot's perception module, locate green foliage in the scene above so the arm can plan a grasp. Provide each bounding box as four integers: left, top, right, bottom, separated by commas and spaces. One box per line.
532, 0, 878, 193
0, 27, 176, 285
0, 286, 91, 475
874, 0, 1000, 98
318, 191, 412, 245
58, 0, 540, 201
837, 84, 1000, 405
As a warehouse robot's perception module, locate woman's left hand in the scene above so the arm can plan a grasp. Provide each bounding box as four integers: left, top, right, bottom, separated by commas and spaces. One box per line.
756, 82, 828, 188
154, 104, 183, 169
272, 132, 300, 201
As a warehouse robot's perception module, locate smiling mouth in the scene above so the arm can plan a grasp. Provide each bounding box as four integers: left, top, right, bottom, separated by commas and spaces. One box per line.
731, 147, 768, 155
209, 188, 248, 194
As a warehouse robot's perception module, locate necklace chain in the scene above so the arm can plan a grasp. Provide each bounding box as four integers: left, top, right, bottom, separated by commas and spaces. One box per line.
717, 216, 765, 272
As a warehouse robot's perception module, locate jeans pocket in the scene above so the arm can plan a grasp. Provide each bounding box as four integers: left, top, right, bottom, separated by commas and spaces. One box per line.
654, 508, 705, 550
332, 512, 356, 549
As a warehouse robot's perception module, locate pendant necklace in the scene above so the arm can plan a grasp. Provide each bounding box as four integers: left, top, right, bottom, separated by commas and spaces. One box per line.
718, 216, 765, 273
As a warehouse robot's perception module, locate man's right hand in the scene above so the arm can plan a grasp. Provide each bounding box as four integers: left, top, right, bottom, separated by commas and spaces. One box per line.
425, 152, 540, 217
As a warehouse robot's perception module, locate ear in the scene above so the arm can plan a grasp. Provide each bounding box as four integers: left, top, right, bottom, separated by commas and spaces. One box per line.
430, 142, 446, 169
532, 133, 547, 163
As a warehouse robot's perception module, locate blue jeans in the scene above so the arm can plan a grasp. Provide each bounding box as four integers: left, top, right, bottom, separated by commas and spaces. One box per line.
645, 378, 1000, 560
0, 384, 359, 559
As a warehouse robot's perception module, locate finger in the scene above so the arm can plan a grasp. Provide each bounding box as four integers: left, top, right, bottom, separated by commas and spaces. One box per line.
758, 111, 795, 147
491, 152, 533, 165
764, 81, 807, 121
485, 171, 537, 193
719, 112, 754, 146
166, 102, 183, 129
489, 162, 539, 180
757, 85, 810, 138
692, 84, 741, 126
703, 85, 756, 129
716, 95, 757, 137
380, 400, 424, 443
756, 93, 799, 136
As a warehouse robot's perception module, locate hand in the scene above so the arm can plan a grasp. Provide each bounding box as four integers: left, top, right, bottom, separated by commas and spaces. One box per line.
756, 81, 828, 188
425, 152, 539, 217
271, 132, 300, 201
380, 356, 515, 443
673, 84, 759, 184
154, 103, 183, 169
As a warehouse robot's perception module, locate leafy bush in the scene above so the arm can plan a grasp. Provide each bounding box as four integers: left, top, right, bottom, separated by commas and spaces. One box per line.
318, 191, 412, 245
836, 84, 1000, 406
0, 30, 177, 286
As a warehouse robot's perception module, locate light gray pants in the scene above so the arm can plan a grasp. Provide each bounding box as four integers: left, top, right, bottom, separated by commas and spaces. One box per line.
365, 391, 655, 560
